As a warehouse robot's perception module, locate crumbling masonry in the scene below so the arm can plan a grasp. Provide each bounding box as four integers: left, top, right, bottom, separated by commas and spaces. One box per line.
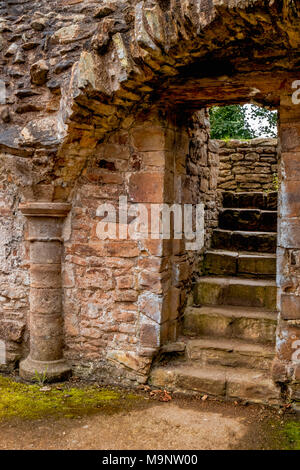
0, 0, 300, 405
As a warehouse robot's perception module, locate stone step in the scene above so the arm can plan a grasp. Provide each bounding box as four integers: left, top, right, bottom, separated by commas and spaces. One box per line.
218, 208, 277, 232
194, 276, 276, 310
212, 229, 277, 253
222, 191, 277, 210
184, 305, 277, 343
204, 250, 276, 277
185, 337, 275, 370
150, 363, 281, 405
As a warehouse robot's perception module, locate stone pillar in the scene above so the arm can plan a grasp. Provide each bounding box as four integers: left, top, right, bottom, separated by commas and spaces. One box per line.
19, 202, 71, 382
273, 86, 300, 397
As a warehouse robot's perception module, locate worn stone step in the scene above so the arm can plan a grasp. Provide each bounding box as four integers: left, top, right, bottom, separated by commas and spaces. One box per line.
204, 250, 276, 277
194, 276, 276, 310
185, 337, 275, 370
150, 364, 281, 405
218, 208, 277, 232
222, 191, 277, 210
184, 305, 277, 343
212, 229, 277, 253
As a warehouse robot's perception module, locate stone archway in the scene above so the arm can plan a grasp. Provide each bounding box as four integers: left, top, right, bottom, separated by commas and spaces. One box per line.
1, 0, 300, 401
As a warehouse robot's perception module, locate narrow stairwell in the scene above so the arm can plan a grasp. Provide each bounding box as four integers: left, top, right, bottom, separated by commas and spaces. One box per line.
150, 191, 281, 405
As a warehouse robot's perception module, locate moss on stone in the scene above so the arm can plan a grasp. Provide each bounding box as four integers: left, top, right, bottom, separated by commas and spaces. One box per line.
282, 421, 300, 450
0, 375, 141, 421
264, 417, 300, 450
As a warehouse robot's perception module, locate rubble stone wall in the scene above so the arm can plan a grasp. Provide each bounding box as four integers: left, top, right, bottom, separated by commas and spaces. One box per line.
0, 160, 29, 372
62, 108, 219, 384
216, 138, 278, 192
0, 0, 300, 395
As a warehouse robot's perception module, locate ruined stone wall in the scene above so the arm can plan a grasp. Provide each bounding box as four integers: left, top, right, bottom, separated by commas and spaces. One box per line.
216, 138, 278, 192
61, 108, 219, 384
0, 156, 29, 372
0, 0, 299, 395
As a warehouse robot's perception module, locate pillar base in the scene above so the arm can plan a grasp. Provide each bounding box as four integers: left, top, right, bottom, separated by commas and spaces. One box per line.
19, 357, 71, 383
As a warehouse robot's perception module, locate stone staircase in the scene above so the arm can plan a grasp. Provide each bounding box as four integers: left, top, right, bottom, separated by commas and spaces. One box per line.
150, 191, 282, 405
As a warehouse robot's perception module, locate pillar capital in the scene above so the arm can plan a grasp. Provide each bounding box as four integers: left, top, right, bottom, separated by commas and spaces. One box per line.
19, 202, 71, 218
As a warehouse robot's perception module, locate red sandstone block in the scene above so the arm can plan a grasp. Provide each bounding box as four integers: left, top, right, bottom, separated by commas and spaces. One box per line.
281, 294, 300, 320
128, 172, 164, 203
0, 320, 25, 342
116, 275, 134, 289
76, 267, 113, 290
79, 183, 122, 200
138, 256, 164, 272
140, 323, 160, 348
30, 264, 61, 288
168, 286, 181, 321
131, 127, 165, 152
281, 152, 300, 180
89, 240, 139, 258
30, 288, 62, 314
276, 323, 300, 362
278, 218, 300, 249
107, 130, 130, 146
64, 314, 80, 337
105, 240, 139, 257
118, 324, 136, 334
30, 241, 62, 264
294, 364, 300, 381
95, 172, 124, 185
280, 124, 300, 152
26, 218, 64, 241
99, 143, 130, 160
111, 310, 136, 323
272, 360, 289, 382
280, 180, 300, 217
30, 335, 63, 362
30, 313, 62, 338
140, 150, 166, 168
115, 289, 138, 302
102, 257, 136, 269
138, 271, 163, 294
62, 265, 75, 288
65, 255, 87, 266
139, 239, 172, 256
138, 292, 162, 323
81, 328, 102, 339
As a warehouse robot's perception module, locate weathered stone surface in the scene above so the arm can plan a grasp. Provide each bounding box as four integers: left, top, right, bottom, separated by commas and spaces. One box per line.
0, 0, 299, 398
194, 277, 276, 310
150, 364, 280, 405
186, 338, 274, 371
219, 209, 277, 232
217, 140, 278, 192
212, 229, 277, 253
184, 306, 277, 344
280, 294, 300, 321
30, 60, 49, 86
20, 203, 71, 382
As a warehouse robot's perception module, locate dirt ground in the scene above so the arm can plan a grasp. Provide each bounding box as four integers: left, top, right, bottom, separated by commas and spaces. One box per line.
0, 394, 293, 450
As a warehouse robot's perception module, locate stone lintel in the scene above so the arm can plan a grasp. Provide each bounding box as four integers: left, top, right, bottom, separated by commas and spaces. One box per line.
19, 202, 71, 217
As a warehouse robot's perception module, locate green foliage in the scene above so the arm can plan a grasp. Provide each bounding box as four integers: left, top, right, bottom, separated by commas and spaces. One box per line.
33, 368, 48, 386
248, 105, 277, 137
210, 104, 277, 140
273, 173, 279, 192
210, 105, 253, 140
